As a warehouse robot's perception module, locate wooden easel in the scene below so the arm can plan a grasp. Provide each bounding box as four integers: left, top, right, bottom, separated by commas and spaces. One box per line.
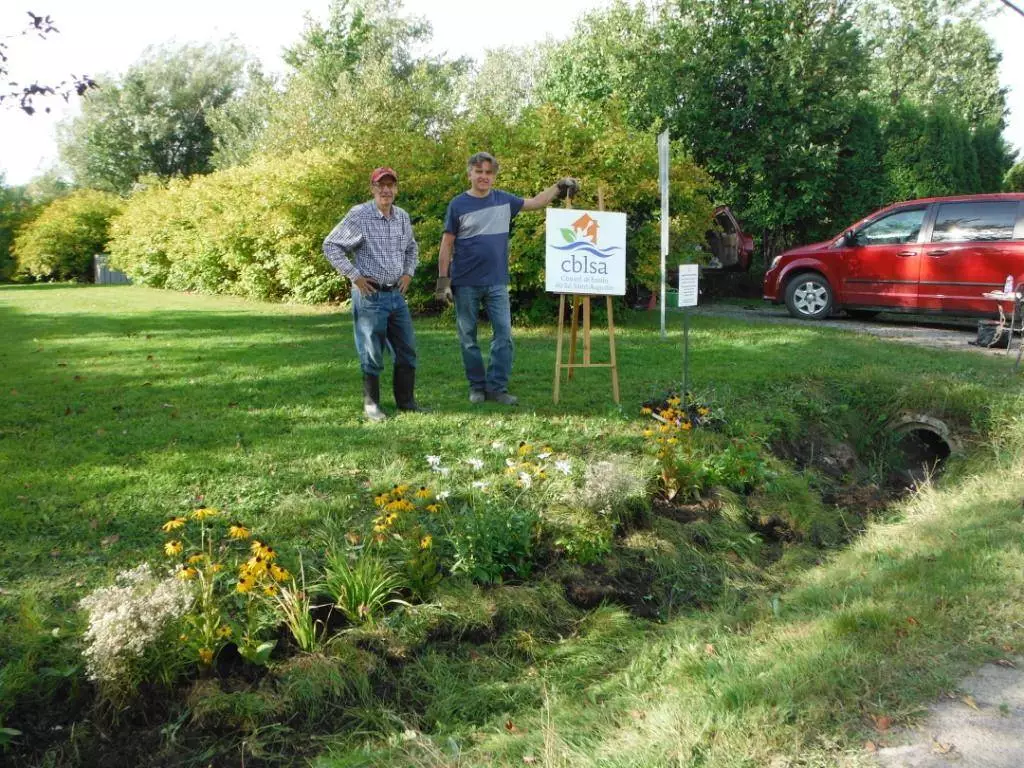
552, 188, 620, 404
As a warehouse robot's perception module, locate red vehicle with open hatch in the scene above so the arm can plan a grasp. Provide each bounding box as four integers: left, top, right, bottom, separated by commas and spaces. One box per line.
763, 193, 1024, 320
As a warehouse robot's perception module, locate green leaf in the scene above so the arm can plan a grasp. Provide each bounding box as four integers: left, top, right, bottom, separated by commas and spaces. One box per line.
561, 228, 575, 243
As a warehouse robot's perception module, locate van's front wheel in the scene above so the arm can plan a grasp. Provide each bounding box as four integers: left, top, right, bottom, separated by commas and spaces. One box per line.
784, 273, 833, 320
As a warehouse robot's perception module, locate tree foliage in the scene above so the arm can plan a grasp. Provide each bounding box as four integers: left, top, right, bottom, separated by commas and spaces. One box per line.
1, 11, 95, 115
56, 43, 250, 193
12, 189, 122, 281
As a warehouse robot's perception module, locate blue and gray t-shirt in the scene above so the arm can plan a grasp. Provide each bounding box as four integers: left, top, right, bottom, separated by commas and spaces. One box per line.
444, 190, 524, 286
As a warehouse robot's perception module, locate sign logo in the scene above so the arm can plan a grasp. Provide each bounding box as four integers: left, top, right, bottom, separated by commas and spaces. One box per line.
545, 209, 627, 295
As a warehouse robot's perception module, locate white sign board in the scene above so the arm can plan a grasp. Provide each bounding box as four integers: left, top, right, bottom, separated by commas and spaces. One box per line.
545, 209, 627, 295
678, 264, 699, 307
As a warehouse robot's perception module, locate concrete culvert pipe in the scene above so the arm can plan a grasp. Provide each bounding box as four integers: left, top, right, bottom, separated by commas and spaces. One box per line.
886, 414, 957, 488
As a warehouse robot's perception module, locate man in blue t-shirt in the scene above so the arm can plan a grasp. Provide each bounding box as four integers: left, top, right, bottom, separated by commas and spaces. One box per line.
435, 152, 577, 405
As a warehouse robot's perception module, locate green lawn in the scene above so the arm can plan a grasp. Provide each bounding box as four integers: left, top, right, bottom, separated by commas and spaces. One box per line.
2, 284, 1024, 767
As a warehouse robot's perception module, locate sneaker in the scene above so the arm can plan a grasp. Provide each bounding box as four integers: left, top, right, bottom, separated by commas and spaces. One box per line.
485, 390, 519, 406
469, 390, 486, 404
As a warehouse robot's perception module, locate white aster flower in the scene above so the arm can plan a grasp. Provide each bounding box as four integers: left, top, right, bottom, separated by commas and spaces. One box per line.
537, 451, 552, 459
438, 467, 451, 477
471, 481, 489, 490
491, 441, 505, 451
466, 457, 485, 470
436, 490, 451, 500
518, 472, 533, 488
505, 458, 516, 467
555, 459, 572, 475
425, 455, 442, 469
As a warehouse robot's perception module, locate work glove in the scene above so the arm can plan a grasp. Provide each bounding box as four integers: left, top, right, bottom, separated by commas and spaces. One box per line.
434, 276, 453, 304
556, 177, 579, 200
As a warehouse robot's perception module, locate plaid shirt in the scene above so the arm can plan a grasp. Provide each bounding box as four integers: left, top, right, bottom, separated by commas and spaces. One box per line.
323, 201, 418, 285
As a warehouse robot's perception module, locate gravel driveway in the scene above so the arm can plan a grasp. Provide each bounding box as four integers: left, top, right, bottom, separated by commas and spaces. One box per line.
693, 301, 1022, 359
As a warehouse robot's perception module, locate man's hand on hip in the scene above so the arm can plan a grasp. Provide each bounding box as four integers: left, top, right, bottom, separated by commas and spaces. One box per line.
398, 275, 412, 295
434, 276, 453, 304
354, 276, 376, 295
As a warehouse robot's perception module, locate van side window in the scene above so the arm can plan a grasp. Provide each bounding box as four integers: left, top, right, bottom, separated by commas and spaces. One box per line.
931, 201, 1017, 243
853, 208, 926, 246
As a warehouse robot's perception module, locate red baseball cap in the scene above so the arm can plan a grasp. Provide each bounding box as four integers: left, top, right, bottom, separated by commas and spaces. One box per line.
370, 167, 398, 184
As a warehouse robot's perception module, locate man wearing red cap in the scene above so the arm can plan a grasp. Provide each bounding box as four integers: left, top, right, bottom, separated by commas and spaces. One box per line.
323, 167, 423, 422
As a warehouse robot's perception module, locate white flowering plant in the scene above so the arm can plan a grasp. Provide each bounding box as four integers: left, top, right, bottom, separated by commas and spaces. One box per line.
79, 563, 194, 699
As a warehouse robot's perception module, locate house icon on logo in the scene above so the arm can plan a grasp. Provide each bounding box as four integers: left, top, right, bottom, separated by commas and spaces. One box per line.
571, 213, 599, 244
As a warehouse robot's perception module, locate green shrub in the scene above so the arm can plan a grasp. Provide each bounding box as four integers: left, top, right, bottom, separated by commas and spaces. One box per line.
13, 190, 122, 281
107, 103, 714, 305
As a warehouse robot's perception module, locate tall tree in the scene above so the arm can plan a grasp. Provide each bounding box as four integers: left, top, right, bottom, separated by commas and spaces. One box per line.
210, 0, 467, 166
56, 43, 249, 193
666, 0, 866, 251
855, 0, 1007, 128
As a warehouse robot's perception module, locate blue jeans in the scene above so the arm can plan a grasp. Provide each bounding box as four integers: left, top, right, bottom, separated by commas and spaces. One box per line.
352, 288, 417, 376
453, 284, 513, 393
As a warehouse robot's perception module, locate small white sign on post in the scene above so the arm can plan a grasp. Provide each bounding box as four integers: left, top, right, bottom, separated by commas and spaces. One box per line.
545, 209, 627, 295
678, 264, 699, 307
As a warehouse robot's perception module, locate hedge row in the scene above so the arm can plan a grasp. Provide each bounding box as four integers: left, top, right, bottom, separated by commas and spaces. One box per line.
106, 106, 714, 309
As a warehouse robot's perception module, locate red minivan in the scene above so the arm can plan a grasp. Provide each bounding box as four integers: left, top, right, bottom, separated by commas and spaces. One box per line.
763, 194, 1024, 319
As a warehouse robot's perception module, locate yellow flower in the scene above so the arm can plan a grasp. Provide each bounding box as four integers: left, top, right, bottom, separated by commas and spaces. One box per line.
374, 494, 389, 507
667, 437, 679, 445
262, 585, 277, 597
191, 507, 219, 520
164, 540, 183, 557
270, 564, 290, 582
177, 567, 198, 580
425, 504, 440, 514
198, 647, 214, 665
187, 553, 206, 565
179, 633, 189, 642
208, 563, 223, 573
698, 406, 710, 416
681, 421, 692, 431
659, 424, 671, 433
345, 531, 361, 545
420, 535, 433, 550
216, 625, 232, 639
518, 442, 532, 456
667, 396, 681, 407
161, 517, 186, 532
394, 484, 410, 497
415, 486, 432, 499
228, 525, 251, 540
643, 429, 654, 438
246, 556, 268, 576
640, 407, 652, 415
236, 578, 254, 593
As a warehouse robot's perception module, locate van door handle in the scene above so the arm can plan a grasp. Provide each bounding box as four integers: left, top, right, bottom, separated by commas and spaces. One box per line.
927, 249, 949, 257
896, 250, 916, 257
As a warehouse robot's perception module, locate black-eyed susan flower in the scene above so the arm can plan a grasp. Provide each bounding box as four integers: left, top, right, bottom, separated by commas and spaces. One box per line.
177, 566, 198, 580
415, 486, 432, 499
216, 625, 232, 639
191, 507, 219, 520
425, 503, 440, 513
420, 535, 433, 550
270, 564, 289, 582
236, 577, 254, 593
374, 493, 389, 507
162, 517, 186, 532
262, 585, 277, 597
394, 484, 410, 496
228, 524, 251, 540
640, 407, 653, 415
198, 648, 214, 665
187, 553, 206, 565
164, 540, 183, 557
208, 563, 223, 573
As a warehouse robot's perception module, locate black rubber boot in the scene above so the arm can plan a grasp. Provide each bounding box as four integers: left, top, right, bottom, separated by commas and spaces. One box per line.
362, 374, 386, 422
393, 364, 427, 412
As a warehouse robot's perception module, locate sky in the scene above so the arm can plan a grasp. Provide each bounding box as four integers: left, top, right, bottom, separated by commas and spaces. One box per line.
1, 1, 1023, 186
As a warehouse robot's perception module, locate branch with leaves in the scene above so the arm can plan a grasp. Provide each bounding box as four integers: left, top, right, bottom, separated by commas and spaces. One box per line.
1, 11, 96, 115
